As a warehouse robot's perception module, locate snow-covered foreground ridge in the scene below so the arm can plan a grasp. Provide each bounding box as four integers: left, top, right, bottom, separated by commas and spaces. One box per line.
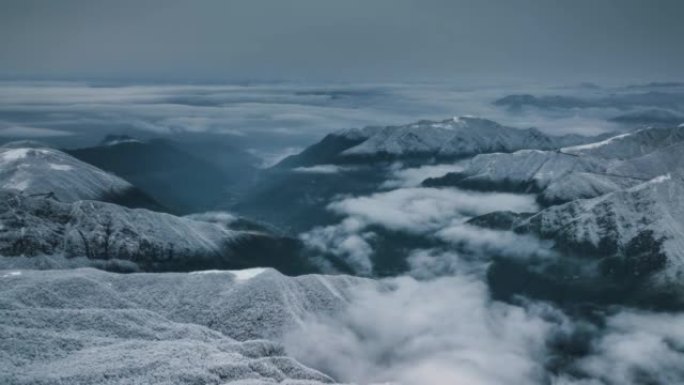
0, 267, 367, 385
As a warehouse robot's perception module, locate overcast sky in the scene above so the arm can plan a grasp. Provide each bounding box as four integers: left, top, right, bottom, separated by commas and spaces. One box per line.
1, 0, 683, 83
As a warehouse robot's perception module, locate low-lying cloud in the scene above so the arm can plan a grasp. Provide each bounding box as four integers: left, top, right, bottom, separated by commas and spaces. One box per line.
293, 164, 354, 174
300, 218, 376, 275
284, 274, 559, 385
557, 310, 684, 385
328, 187, 538, 234
437, 223, 556, 260
284, 267, 684, 385
300, 186, 540, 274
382, 162, 466, 188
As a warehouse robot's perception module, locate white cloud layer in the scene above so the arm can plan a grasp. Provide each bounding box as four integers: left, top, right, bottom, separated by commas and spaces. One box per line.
556, 310, 684, 385
300, 186, 540, 274
284, 274, 558, 385
300, 218, 376, 275
327, 187, 538, 234
293, 164, 354, 174
382, 162, 466, 188
436, 223, 556, 260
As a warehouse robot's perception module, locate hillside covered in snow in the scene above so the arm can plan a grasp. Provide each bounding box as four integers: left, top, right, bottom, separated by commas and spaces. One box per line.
515, 173, 684, 294
0, 141, 160, 209
276, 117, 595, 168
0, 192, 313, 274
424, 126, 684, 205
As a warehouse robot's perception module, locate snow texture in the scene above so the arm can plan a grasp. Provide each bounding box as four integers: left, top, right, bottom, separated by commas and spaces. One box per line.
0, 268, 366, 384
434, 125, 684, 204
0, 191, 247, 269
339, 117, 590, 158
517, 172, 684, 289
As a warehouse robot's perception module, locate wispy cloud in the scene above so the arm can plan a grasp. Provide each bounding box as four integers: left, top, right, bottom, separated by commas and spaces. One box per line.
382, 162, 466, 188
557, 309, 684, 385
300, 186, 540, 274
293, 164, 355, 174
0, 124, 73, 138
327, 187, 538, 233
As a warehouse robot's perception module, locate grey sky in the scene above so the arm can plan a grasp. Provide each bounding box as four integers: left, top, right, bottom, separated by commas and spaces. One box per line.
1, 0, 683, 82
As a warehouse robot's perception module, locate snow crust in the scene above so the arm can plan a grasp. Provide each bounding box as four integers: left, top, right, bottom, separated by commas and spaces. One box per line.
0, 268, 363, 384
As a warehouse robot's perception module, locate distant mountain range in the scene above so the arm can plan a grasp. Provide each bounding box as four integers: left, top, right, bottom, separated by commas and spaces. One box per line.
494, 91, 684, 111
277, 116, 594, 167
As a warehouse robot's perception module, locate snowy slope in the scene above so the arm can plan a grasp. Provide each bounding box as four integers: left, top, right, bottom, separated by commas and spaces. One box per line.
276, 117, 594, 168
562, 125, 684, 159
611, 140, 684, 179
0, 267, 365, 384
341, 117, 590, 158
425, 149, 605, 189
516, 173, 684, 289
0, 142, 136, 203
424, 126, 684, 204
423, 150, 639, 204
0, 192, 312, 273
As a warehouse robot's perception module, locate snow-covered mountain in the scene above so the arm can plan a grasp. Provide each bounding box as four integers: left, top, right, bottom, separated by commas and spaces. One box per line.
0, 192, 314, 274
425, 126, 684, 205
276, 117, 594, 168
515, 173, 684, 294
342, 117, 587, 157
0, 267, 367, 384
423, 149, 642, 205
0, 141, 158, 209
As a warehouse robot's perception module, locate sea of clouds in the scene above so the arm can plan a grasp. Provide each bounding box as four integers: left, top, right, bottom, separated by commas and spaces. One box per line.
0, 80, 635, 159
